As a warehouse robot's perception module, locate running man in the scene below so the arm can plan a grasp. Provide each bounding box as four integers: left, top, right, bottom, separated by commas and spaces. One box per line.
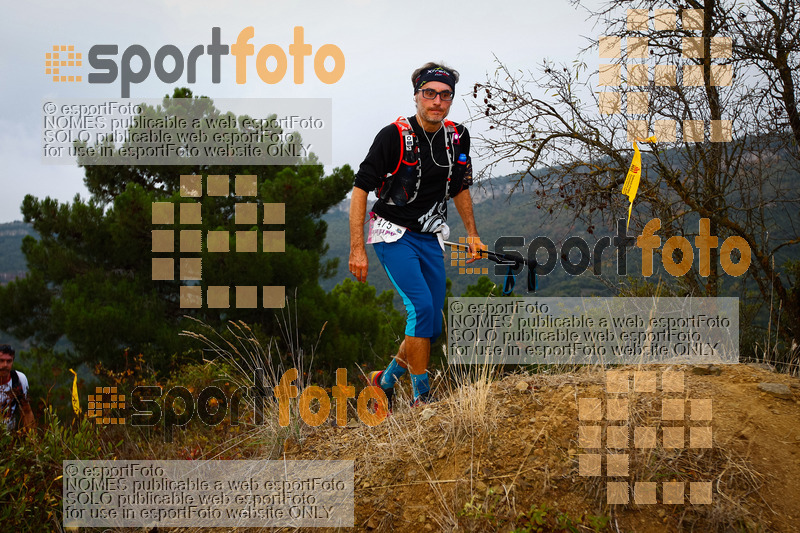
349, 62, 483, 409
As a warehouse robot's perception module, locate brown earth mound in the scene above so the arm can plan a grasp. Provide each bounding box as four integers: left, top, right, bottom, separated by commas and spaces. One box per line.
285, 364, 800, 532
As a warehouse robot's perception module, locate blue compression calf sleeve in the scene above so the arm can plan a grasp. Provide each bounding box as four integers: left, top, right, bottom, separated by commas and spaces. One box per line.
380, 358, 407, 389
410, 372, 430, 399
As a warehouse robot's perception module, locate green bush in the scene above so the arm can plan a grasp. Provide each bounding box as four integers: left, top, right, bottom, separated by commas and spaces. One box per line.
0, 407, 119, 530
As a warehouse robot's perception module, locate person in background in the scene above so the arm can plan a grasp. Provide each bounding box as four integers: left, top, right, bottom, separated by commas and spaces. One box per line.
0, 344, 35, 431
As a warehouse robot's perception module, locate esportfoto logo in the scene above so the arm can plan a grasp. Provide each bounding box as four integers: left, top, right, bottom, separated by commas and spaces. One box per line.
47, 27, 345, 97
84, 368, 389, 442
46, 45, 82, 83
493, 217, 750, 281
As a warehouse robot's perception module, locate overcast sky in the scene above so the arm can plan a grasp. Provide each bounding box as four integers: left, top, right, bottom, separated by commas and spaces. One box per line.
0, 0, 602, 223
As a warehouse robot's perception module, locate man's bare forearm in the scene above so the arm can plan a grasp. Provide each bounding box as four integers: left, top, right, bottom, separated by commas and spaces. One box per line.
454, 189, 484, 261
453, 189, 479, 237
349, 187, 370, 282
349, 187, 368, 250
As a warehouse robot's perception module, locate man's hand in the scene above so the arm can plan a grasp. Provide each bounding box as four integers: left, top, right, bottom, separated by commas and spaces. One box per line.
349, 246, 369, 282
465, 236, 486, 264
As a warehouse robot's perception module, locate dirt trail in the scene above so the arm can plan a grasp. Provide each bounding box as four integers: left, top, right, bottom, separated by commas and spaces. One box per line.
287, 364, 800, 532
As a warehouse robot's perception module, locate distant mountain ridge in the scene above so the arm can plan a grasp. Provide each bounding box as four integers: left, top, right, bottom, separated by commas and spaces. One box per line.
0, 221, 34, 284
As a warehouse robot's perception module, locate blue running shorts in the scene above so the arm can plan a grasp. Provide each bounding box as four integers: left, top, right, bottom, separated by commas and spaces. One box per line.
373, 231, 446, 339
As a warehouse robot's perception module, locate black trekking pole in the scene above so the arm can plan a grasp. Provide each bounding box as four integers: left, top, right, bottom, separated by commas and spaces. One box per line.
443, 241, 536, 295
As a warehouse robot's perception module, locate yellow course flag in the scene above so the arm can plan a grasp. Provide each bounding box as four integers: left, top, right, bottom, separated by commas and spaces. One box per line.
621, 135, 657, 229
69, 369, 82, 416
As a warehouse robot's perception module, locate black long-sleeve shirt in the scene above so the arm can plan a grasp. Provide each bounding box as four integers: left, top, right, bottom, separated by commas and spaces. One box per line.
354, 116, 471, 233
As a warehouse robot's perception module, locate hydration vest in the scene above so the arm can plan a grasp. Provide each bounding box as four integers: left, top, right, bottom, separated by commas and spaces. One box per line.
3, 370, 24, 429
377, 117, 471, 206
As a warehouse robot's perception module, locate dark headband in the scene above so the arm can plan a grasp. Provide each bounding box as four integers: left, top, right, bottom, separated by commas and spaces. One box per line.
414, 68, 455, 93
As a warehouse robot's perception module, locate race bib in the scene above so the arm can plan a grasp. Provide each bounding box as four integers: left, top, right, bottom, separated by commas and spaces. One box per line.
367, 213, 406, 244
